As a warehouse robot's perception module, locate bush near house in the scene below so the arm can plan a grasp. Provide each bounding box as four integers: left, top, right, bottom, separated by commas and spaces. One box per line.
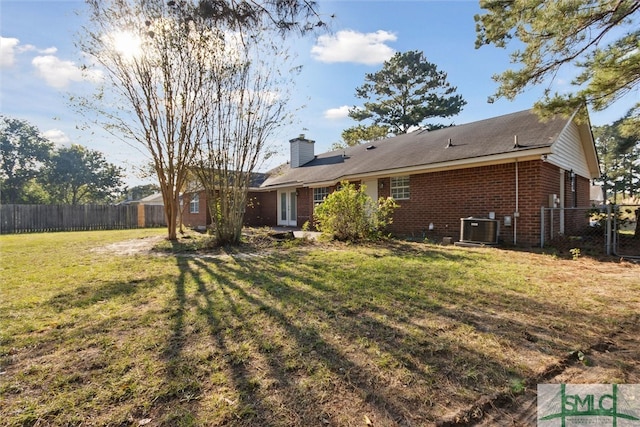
312, 181, 398, 241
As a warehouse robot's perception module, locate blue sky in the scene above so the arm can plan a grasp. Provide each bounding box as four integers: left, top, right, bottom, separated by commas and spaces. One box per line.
1, 0, 636, 186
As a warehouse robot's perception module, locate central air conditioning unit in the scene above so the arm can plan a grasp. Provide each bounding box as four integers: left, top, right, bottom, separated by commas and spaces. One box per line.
460, 217, 500, 245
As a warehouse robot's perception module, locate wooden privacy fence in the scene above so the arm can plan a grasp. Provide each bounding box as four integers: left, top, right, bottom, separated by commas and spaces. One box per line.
0, 204, 166, 234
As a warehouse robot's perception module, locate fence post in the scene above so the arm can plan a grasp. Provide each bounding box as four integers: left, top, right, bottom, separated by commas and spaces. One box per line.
137, 204, 145, 228
612, 204, 618, 256
540, 206, 545, 248
605, 204, 612, 255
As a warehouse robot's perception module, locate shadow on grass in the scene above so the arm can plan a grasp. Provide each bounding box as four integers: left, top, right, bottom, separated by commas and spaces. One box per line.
47, 278, 164, 312
153, 244, 637, 426
160, 255, 342, 425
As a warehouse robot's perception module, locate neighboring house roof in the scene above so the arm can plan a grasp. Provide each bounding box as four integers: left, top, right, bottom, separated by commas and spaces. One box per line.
138, 192, 164, 205
185, 171, 268, 192
261, 109, 599, 189
249, 172, 268, 188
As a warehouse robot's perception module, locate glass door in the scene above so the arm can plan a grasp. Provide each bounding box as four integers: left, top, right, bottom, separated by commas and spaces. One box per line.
278, 189, 297, 226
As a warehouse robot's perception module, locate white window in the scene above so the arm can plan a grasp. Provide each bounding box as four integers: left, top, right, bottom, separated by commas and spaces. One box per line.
189, 193, 199, 214
391, 176, 410, 200
313, 187, 330, 205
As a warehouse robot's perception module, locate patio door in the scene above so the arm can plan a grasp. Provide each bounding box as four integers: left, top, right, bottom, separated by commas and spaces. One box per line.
278, 189, 297, 226
363, 179, 378, 202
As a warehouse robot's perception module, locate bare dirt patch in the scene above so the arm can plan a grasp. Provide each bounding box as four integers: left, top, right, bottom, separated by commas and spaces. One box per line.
91, 228, 315, 259
92, 235, 165, 256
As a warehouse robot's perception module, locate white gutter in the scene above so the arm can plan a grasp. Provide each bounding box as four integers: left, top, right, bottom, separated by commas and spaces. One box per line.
253, 181, 304, 191
513, 135, 520, 245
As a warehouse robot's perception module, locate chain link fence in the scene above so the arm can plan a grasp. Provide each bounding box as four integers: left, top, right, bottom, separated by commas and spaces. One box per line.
612, 204, 640, 258
541, 204, 640, 259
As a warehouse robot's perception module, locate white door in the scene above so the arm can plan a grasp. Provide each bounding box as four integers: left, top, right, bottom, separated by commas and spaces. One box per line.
363, 179, 379, 218
363, 179, 378, 202
278, 189, 297, 226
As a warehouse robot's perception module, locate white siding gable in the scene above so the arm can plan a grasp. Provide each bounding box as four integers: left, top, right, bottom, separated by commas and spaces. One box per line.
548, 121, 596, 179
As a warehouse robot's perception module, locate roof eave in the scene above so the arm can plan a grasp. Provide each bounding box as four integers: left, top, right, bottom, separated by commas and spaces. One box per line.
347, 148, 552, 180
255, 181, 303, 191
578, 119, 601, 179
269, 148, 553, 188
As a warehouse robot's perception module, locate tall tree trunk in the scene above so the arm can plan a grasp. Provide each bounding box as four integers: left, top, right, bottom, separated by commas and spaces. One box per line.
164, 205, 178, 240
160, 187, 180, 240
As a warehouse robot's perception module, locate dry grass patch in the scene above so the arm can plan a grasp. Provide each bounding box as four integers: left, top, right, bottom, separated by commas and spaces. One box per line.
1, 230, 639, 426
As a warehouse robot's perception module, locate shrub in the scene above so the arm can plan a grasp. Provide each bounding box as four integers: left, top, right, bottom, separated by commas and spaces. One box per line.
313, 181, 398, 242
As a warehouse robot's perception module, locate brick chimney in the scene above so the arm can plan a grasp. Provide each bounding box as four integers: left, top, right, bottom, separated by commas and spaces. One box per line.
290, 134, 315, 168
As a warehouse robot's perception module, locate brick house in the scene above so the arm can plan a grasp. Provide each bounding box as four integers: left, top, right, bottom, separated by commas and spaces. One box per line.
183, 109, 599, 246
181, 191, 208, 230
257, 108, 600, 247
181, 172, 278, 230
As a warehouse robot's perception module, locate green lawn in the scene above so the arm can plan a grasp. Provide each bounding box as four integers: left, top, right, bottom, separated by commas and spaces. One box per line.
1, 229, 639, 426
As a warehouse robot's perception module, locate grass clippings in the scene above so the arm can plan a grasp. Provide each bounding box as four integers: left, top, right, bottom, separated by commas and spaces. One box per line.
1, 228, 639, 426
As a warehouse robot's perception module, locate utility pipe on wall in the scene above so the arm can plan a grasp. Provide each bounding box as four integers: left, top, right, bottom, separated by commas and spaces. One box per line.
514, 135, 519, 246
514, 158, 519, 246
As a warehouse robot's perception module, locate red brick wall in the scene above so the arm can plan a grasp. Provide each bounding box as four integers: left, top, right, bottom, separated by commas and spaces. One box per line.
245, 191, 277, 227
181, 190, 209, 229
563, 175, 592, 235
384, 160, 586, 246
242, 160, 591, 246
576, 175, 591, 207
378, 178, 390, 199
297, 187, 312, 227
182, 190, 281, 229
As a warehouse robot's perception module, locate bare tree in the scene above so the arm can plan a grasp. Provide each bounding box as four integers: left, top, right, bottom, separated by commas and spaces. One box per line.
194, 30, 297, 245
79, 0, 323, 240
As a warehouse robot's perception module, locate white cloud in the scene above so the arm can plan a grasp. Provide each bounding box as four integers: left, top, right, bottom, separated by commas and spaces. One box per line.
311, 30, 396, 65
32, 55, 103, 88
39, 47, 58, 55
15, 43, 57, 55
18, 43, 36, 53
0, 38, 59, 68
324, 105, 351, 120
1, 37, 20, 67
42, 128, 71, 145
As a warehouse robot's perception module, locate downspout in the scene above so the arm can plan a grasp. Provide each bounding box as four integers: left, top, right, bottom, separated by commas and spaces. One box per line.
560, 169, 565, 235
514, 158, 519, 246
514, 135, 519, 246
